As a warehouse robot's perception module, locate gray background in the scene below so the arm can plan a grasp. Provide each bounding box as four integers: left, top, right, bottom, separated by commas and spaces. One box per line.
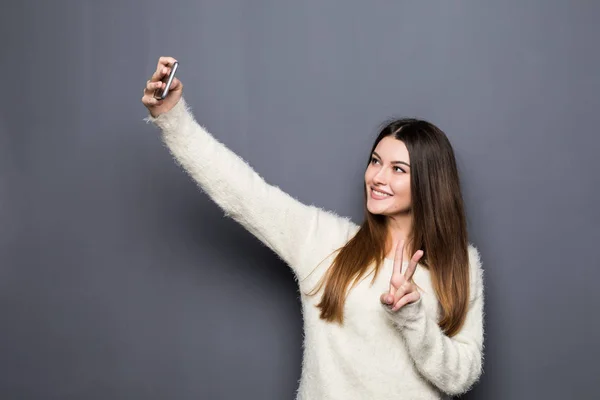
1, 1, 599, 399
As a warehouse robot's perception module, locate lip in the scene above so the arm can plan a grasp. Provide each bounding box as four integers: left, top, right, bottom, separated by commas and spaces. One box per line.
370, 187, 393, 200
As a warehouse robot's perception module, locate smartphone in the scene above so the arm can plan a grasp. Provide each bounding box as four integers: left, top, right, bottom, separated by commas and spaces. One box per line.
154, 61, 179, 100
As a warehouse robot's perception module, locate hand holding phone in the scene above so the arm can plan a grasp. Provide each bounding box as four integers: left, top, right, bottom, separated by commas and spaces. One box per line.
142, 57, 183, 117
154, 61, 178, 100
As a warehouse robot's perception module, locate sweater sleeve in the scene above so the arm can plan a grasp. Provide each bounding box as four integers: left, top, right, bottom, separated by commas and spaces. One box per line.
382, 245, 485, 396
145, 98, 356, 281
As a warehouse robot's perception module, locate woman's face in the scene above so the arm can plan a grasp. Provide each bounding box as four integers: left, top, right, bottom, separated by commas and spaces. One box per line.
364, 136, 412, 216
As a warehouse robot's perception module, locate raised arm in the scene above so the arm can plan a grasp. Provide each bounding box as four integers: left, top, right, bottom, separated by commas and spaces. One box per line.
142, 58, 356, 280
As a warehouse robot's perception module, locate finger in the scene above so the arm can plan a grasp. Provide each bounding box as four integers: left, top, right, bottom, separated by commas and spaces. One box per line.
380, 292, 394, 305
150, 66, 168, 83
141, 94, 164, 107
150, 65, 173, 83
389, 239, 405, 294
393, 282, 412, 304
403, 250, 424, 281
157, 56, 178, 69
145, 80, 163, 94
169, 77, 183, 91
151, 57, 177, 82
392, 290, 421, 312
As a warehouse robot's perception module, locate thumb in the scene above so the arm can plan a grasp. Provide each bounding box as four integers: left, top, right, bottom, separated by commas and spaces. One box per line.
169, 77, 183, 91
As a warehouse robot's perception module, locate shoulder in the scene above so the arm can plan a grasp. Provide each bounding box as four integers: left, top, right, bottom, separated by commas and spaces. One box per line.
295, 207, 360, 279
309, 206, 360, 244
467, 244, 485, 301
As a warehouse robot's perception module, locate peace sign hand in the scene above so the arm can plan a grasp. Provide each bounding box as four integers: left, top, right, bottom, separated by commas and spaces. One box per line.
380, 240, 424, 312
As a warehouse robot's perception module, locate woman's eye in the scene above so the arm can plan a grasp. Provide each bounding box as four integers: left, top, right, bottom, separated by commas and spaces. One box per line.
371, 157, 379, 164
393, 166, 405, 173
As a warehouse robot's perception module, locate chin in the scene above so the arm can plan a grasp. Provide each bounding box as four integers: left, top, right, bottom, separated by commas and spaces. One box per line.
366, 203, 386, 216
367, 202, 411, 217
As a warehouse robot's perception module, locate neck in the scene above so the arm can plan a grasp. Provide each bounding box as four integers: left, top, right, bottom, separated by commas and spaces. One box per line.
385, 211, 413, 260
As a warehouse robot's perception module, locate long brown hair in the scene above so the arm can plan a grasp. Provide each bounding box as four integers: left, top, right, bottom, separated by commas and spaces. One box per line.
309, 118, 470, 337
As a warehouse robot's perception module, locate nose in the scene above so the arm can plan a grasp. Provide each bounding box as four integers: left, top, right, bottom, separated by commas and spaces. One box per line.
372, 166, 388, 185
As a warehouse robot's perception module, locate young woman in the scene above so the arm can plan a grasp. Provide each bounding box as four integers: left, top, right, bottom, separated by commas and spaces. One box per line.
142, 57, 485, 399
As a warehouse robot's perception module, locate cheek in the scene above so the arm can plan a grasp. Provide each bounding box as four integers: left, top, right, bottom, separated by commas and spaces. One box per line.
391, 178, 411, 199
364, 168, 373, 184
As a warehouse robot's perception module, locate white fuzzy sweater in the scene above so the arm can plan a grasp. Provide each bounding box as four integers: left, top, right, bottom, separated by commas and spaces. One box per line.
146, 98, 485, 399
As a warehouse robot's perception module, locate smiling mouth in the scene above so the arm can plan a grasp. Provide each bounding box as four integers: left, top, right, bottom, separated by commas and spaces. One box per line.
371, 188, 393, 197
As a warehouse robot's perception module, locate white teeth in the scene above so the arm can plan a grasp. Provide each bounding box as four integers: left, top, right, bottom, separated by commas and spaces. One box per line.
373, 189, 392, 197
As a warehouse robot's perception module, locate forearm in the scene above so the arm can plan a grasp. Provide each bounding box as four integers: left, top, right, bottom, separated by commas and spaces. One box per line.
384, 296, 484, 396
384, 246, 486, 395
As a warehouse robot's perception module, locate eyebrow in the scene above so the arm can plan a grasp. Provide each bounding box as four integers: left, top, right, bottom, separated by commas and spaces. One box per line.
372, 151, 411, 168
